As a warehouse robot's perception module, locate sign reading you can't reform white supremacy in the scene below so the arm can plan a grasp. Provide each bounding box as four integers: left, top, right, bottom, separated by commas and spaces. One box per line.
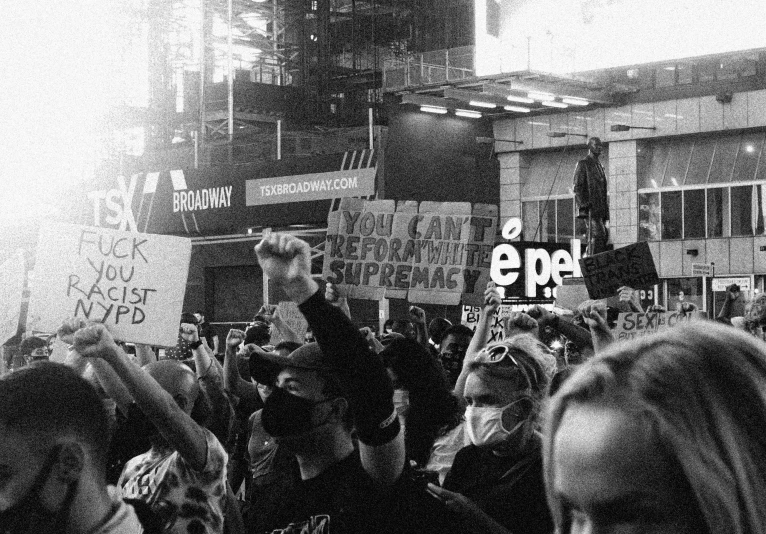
28, 223, 191, 347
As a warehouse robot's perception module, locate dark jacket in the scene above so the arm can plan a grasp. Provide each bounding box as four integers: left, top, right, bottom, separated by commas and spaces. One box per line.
573, 154, 609, 221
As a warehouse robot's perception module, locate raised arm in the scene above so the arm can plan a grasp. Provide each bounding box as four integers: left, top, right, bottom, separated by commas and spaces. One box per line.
409, 306, 430, 349
222, 329, 260, 403
74, 324, 209, 471
454, 282, 502, 399
255, 232, 404, 486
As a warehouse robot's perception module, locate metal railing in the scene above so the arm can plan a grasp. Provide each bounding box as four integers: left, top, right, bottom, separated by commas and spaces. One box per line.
383, 46, 475, 91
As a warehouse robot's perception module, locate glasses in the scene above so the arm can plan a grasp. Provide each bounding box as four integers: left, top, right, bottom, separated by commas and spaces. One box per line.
476, 344, 539, 391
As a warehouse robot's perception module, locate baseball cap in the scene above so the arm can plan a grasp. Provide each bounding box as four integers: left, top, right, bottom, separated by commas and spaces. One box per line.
249, 342, 344, 385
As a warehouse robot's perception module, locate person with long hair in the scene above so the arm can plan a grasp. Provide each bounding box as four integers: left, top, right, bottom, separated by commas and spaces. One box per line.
545, 321, 766, 534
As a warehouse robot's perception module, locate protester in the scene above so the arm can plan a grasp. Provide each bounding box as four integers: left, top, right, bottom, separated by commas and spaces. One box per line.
717, 283, 746, 325
73, 324, 232, 534
0, 362, 143, 533
164, 312, 199, 361
251, 231, 466, 534
439, 324, 474, 388
380, 337, 461, 467
545, 321, 766, 533
431, 332, 557, 534
18, 335, 49, 366
195, 311, 220, 357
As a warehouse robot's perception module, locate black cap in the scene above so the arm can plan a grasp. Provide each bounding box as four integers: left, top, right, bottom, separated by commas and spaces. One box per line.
249, 342, 343, 385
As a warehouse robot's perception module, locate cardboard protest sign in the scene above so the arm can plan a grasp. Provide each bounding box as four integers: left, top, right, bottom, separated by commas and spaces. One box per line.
27, 223, 191, 347
578, 242, 659, 300
269, 301, 308, 345
0, 251, 26, 344
461, 305, 512, 344
612, 311, 705, 341
323, 199, 498, 305
554, 277, 590, 312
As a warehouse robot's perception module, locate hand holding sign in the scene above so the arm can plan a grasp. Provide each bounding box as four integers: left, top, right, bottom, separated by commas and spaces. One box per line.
618, 286, 644, 313
57, 317, 90, 345
73, 323, 120, 360
325, 282, 341, 303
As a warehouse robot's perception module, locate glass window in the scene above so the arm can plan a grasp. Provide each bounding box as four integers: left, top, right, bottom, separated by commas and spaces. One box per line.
523, 151, 590, 197
676, 62, 694, 84
666, 278, 704, 312
731, 185, 753, 237
522, 201, 539, 241
541, 200, 556, 243
683, 189, 705, 238
640, 144, 670, 189
661, 190, 682, 239
662, 142, 692, 187
732, 132, 764, 183
685, 137, 716, 185
557, 198, 574, 242
708, 137, 739, 184
707, 187, 726, 238
656, 65, 676, 87
639, 192, 660, 241
755, 185, 766, 236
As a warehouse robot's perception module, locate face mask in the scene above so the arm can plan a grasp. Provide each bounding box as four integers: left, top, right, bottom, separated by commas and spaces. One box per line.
464, 399, 529, 448
0, 447, 77, 534
262, 387, 333, 437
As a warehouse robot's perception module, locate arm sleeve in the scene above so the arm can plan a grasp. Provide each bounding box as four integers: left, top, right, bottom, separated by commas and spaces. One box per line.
299, 289, 400, 446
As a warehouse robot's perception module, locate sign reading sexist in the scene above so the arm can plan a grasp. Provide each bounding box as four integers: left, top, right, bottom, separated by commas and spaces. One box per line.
27, 223, 191, 347
322, 199, 497, 305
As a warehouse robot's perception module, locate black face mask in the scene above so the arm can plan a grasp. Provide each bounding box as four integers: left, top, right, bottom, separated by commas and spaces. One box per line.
0, 447, 77, 534
261, 387, 333, 438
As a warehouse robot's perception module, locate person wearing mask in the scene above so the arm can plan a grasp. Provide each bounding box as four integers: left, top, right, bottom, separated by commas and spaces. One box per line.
73, 325, 231, 534
430, 331, 556, 534
250, 232, 465, 534
545, 321, 766, 534
439, 324, 473, 388
0, 362, 143, 533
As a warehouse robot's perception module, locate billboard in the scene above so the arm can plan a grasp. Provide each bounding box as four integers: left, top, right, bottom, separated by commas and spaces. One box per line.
475, 0, 766, 76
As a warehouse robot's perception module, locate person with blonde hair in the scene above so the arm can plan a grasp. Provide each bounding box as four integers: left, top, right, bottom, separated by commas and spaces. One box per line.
545, 321, 766, 534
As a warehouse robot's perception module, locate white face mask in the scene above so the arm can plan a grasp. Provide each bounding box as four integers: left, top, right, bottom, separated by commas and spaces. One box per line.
465, 399, 528, 448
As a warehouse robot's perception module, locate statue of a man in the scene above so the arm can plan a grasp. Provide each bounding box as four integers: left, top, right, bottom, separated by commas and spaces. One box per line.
573, 137, 609, 255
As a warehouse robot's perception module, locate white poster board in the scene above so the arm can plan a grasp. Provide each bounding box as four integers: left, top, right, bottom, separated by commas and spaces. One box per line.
0, 251, 26, 345
28, 223, 191, 347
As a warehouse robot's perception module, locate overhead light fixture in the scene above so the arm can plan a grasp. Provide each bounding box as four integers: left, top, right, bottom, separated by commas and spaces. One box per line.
547, 131, 588, 138
469, 100, 497, 109
504, 105, 531, 113
421, 105, 448, 114
506, 95, 535, 104
528, 91, 555, 101
542, 101, 568, 108
562, 97, 589, 106
476, 136, 523, 145
456, 109, 482, 119
610, 124, 656, 132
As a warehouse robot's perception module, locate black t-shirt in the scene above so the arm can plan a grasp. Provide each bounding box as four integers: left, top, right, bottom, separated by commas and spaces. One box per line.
443, 442, 554, 534
199, 322, 217, 351
260, 450, 466, 534
261, 451, 384, 534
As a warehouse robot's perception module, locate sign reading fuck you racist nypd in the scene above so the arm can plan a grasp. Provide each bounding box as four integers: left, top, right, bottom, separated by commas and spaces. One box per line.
28, 223, 191, 347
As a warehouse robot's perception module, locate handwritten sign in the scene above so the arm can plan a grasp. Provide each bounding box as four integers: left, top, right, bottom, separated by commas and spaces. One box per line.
461, 305, 513, 344
579, 242, 659, 299
269, 301, 308, 345
323, 198, 497, 305
612, 311, 705, 340
27, 223, 191, 346
0, 251, 26, 344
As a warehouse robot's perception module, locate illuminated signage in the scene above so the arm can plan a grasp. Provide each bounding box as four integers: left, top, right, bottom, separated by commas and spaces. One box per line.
474, 0, 766, 76
490, 218, 582, 302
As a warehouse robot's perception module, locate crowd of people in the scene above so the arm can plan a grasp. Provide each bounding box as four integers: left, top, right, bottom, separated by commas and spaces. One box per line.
4, 231, 766, 534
